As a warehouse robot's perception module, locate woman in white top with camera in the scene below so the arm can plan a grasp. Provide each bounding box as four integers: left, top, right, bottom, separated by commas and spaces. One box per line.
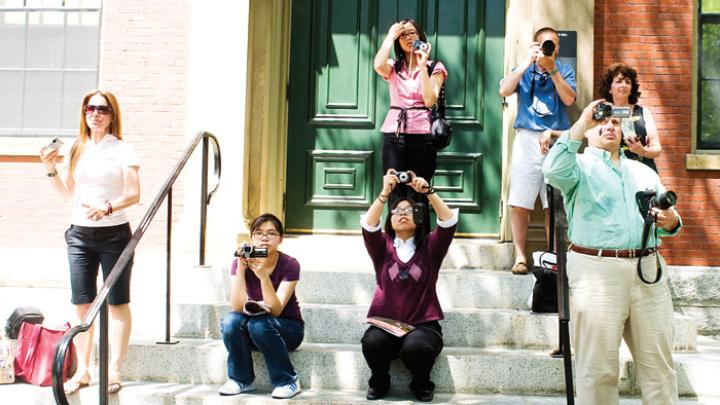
39, 90, 140, 395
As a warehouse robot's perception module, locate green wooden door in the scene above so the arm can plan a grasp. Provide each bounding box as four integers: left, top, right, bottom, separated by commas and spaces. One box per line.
286, 0, 505, 235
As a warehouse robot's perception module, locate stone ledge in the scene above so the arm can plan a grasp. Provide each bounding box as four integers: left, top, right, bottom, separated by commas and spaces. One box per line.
686, 153, 720, 171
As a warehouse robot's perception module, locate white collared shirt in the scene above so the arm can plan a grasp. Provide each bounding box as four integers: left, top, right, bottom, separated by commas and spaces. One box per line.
360, 208, 460, 261
67, 134, 139, 227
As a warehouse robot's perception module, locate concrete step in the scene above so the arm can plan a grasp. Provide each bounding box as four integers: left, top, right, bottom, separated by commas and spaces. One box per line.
279, 234, 514, 272
116, 337, 720, 397
295, 269, 534, 309
173, 302, 698, 352
0, 383, 714, 405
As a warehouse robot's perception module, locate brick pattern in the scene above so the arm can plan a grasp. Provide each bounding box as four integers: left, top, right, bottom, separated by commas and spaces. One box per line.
0, 0, 190, 249
595, 0, 720, 266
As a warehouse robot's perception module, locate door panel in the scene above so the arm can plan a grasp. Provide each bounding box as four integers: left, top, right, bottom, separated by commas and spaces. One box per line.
286, 0, 505, 234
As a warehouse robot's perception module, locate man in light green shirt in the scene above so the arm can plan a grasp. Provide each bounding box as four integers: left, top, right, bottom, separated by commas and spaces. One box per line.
542, 100, 681, 405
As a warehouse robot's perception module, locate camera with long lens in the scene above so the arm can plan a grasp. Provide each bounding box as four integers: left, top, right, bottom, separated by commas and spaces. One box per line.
635, 189, 677, 218
592, 102, 632, 121
412, 39, 429, 53
540, 39, 555, 56
396, 171, 412, 184
234, 243, 269, 259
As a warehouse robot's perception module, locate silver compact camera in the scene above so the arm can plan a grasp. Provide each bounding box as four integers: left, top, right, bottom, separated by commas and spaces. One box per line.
396, 171, 412, 183
412, 39, 429, 53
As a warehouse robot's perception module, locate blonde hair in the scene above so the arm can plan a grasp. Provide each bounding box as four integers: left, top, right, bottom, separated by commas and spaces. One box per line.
68, 90, 122, 175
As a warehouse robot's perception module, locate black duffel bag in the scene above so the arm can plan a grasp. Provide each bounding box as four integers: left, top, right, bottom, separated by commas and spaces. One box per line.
5, 307, 44, 339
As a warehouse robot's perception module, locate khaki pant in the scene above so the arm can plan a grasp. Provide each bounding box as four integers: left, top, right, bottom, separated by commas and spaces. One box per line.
567, 251, 678, 405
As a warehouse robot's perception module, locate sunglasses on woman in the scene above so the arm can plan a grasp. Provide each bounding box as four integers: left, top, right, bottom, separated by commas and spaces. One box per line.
84, 105, 113, 115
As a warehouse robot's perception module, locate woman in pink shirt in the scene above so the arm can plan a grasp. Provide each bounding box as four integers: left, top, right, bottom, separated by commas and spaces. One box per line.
373, 19, 448, 186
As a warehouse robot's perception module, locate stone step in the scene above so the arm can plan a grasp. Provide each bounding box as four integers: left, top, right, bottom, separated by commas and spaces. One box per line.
279, 234, 515, 272
0, 383, 713, 405
173, 302, 698, 352
296, 269, 534, 309
116, 337, 720, 397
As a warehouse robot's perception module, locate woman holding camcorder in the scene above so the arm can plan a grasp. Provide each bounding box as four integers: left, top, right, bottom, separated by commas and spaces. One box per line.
359, 170, 458, 402
219, 213, 304, 399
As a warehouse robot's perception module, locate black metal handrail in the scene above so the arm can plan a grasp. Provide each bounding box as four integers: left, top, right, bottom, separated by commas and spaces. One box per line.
51, 131, 221, 405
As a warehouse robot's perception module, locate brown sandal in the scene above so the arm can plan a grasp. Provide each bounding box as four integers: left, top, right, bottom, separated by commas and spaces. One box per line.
107, 381, 123, 394
64, 377, 90, 395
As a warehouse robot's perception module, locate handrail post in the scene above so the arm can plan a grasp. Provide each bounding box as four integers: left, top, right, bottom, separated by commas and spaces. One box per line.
157, 189, 179, 345
199, 134, 209, 265
99, 303, 109, 405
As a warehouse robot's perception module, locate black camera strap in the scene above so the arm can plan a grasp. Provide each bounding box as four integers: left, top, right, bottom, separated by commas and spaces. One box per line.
637, 215, 662, 285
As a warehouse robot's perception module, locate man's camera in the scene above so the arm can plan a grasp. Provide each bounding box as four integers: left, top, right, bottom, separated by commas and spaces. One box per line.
412, 39, 429, 53
592, 102, 631, 121
540, 39, 555, 56
396, 171, 412, 183
635, 189, 677, 218
234, 243, 268, 259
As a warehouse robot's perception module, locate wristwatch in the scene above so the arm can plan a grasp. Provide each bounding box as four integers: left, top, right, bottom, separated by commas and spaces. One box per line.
549, 67, 559, 76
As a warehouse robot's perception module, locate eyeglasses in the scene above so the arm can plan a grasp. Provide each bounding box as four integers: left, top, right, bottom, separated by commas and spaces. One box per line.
400, 31, 419, 39
391, 208, 414, 216
252, 230, 280, 239
84, 105, 113, 115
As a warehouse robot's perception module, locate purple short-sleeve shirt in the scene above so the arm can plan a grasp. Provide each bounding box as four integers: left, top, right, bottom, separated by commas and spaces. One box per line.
230, 252, 303, 324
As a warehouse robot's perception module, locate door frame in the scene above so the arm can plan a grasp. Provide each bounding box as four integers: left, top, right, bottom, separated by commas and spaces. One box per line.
242, 0, 292, 229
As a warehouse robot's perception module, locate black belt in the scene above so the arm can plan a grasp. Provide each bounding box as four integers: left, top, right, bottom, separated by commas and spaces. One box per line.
390, 106, 429, 137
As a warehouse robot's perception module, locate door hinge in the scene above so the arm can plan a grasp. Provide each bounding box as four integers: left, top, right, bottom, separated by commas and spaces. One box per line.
285, 82, 290, 101
498, 199, 503, 219
282, 192, 287, 212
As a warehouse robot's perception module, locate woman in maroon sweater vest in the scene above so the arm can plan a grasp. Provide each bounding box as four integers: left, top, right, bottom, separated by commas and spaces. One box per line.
360, 169, 457, 402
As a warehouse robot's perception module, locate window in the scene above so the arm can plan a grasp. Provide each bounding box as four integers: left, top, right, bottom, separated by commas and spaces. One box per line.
698, 0, 720, 149
0, 0, 101, 138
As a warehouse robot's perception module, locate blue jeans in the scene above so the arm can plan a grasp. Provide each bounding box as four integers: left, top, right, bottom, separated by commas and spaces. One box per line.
221, 312, 304, 386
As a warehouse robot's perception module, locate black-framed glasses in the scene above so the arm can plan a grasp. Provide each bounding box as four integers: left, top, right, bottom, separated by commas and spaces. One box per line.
400, 31, 419, 39
252, 230, 280, 239
391, 208, 414, 216
84, 105, 113, 115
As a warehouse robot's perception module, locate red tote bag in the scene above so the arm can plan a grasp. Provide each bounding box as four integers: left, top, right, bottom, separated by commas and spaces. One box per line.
14, 321, 75, 386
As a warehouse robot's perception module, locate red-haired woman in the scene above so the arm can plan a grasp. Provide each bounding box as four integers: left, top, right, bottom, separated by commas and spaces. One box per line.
40, 90, 140, 395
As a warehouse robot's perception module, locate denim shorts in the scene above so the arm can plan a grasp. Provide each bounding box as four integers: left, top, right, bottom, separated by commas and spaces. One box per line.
65, 223, 133, 305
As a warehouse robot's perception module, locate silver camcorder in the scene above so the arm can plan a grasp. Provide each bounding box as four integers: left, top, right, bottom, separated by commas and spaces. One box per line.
234, 243, 269, 259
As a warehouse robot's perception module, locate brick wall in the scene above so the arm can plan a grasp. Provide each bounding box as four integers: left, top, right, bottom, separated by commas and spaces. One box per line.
595, 0, 720, 266
0, 0, 189, 250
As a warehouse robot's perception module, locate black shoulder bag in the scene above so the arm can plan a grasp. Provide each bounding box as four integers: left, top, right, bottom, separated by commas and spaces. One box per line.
427, 61, 452, 149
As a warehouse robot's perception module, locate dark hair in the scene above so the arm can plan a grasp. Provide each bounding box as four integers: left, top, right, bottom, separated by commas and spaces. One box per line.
534, 26, 558, 42
250, 213, 284, 237
393, 19, 428, 74
383, 193, 428, 249
600, 62, 641, 105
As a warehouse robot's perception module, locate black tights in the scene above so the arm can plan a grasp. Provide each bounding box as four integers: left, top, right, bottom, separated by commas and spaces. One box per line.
360, 321, 443, 393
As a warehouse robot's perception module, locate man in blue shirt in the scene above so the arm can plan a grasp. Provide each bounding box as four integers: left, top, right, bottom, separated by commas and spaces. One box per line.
542, 100, 681, 404
500, 27, 577, 275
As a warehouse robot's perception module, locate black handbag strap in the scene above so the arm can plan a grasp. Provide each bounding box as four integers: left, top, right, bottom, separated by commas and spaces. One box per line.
427, 61, 446, 118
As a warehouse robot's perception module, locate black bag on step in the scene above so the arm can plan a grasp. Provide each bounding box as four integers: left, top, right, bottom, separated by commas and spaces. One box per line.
5, 307, 44, 339
531, 252, 558, 313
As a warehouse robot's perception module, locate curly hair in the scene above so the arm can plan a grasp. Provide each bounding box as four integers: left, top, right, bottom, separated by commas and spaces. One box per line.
600, 63, 642, 105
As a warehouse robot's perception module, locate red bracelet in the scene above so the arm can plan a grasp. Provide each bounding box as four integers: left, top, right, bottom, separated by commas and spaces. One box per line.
105, 201, 113, 215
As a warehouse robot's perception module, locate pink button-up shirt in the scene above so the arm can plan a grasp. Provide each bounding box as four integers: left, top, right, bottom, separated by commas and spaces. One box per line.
379, 60, 448, 134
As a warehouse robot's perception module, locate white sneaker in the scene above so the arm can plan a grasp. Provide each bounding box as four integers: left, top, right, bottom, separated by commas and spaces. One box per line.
218, 379, 256, 396
271, 380, 301, 399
